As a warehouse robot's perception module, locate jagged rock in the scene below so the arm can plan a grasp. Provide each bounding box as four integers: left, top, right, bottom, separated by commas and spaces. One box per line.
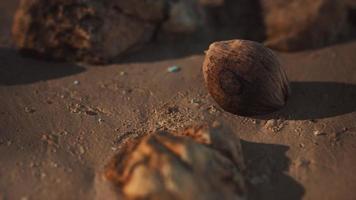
262, 0, 348, 51
96, 125, 246, 200
12, 0, 165, 64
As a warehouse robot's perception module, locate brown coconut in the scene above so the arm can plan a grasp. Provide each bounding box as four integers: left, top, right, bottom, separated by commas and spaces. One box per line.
203, 39, 291, 116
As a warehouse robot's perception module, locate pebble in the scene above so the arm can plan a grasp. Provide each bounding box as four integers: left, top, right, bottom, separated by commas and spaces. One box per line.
167, 65, 181, 73
41, 172, 47, 179
73, 80, 80, 85
250, 174, 269, 185
24, 107, 36, 113
120, 71, 127, 76
313, 130, 326, 136
79, 145, 85, 154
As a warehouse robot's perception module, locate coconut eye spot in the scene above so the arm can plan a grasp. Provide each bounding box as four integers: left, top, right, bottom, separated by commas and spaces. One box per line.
219, 69, 244, 95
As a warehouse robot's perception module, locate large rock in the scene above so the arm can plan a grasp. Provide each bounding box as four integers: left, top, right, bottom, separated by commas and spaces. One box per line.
262, 0, 348, 51
12, 0, 165, 64
198, 0, 266, 41
96, 125, 247, 200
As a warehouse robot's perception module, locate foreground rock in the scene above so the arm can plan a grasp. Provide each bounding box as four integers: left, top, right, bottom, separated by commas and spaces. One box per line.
96, 125, 246, 200
262, 0, 348, 51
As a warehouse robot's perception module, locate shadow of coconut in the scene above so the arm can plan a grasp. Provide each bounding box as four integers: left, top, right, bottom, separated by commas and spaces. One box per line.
256, 81, 356, 120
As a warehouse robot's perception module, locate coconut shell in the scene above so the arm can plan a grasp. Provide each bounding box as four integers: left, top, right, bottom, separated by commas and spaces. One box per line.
203, 39, 291, 116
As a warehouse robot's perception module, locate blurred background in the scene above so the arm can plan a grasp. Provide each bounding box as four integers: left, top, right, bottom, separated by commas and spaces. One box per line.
1, 0, 356, 64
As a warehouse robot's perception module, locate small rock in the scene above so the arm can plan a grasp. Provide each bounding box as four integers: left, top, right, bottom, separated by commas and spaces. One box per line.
41, 172, 47, 179
250, 174, 269, 185
79, 145, 85, 155
120, 71, 127, 76
73, 80, 80, 85
207, 105, 218, 114
313, 130, 326, 136
167, 65, 181, 73
24, 107, 36, 113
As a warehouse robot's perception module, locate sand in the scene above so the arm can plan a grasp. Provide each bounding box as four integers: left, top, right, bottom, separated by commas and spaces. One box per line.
1, 1, 356, 200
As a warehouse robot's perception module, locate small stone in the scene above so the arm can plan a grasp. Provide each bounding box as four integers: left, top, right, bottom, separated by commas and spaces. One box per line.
7, 140, 12, 146
207, 105, 218, 114
73, 80, 80, 85
250, 175, 269, 185
98, 118, 104, 123
120, 71, 127, 76
313, 130, 326, 136
79, 145, 85, 155
40, 172, 46, 179
24, 107, 36, 113
167, 65, 181, 73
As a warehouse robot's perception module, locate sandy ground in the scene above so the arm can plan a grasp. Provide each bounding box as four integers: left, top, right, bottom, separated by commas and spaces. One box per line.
1, 1, 356, 200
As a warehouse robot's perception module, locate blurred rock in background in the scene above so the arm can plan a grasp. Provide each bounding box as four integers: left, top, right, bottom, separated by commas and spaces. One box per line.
262, 0, 348, 51
12, 0, 167, 64
11, 0, 356, 64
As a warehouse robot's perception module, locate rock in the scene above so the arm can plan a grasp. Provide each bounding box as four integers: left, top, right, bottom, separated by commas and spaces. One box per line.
344, 0, 356, 8
161, 0, 203, 34
262, 0, 348, 51
97, 125, 246, 200
198, 0, 266, 41
12, 0, 164, 64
